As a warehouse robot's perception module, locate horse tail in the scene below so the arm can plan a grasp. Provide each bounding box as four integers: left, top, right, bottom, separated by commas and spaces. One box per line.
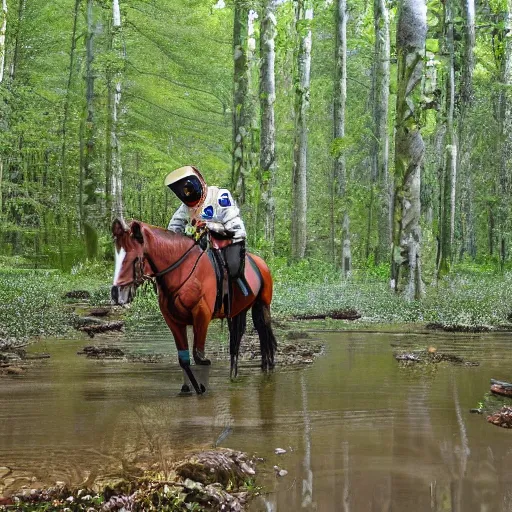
252, 299, 277, 371
248, 254, 277, 372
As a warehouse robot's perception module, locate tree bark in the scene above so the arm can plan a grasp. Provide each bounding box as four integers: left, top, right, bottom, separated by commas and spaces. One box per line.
0, 0, 6, 219
333, 0, 351, 275
111, 0, 124, 221
83, 0, 98, 258
231, 0, 249, 205
60, 0, 80, 201
391, 0, 426, 300
259, 0, 277, 248
499, 0, 512, 269
372, 0, 390, 265
291, 0, 313, 261
437, 0, 457, 277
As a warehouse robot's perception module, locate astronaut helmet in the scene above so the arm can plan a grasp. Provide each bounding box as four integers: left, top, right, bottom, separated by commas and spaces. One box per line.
164, 165, 207, 207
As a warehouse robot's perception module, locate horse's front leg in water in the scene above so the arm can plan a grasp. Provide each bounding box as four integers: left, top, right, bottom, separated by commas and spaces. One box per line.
192, 299, 212, 366
165, 318, 204, 395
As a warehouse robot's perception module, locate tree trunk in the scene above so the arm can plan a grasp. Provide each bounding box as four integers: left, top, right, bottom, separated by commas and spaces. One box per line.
372, 0, 390, 265
499, 0, 512, 268
259, 0, 277, 248
111, 0, 124, 221
391, 0, 426, 300
0, 0, 6, 219
0, 0, 6, 84
291, 0, 313, 261
83, 0, 98, 259
333, 0, 351, 274
231, 0, 249, 205
60, 0, 80, 201
437, 0, 457, 277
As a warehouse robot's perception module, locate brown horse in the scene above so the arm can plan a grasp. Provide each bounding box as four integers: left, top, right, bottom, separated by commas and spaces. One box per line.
110, 219, 277, 393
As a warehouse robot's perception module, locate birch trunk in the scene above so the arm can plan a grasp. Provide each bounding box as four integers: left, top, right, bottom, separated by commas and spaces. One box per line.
437, 0, 457, 277
499, 0, 512, 268
0, 0, 6, 84
457, 0, 475, 260
291, 0, 313, 261
0, 0, 6, 218
259, 0, 277, 247
372, 0, 390, 265
111, 0, 124, 221
231, 0, 248, 205
391, 0, 426, 300
333, 0, 351, 276
82, 0, 98, 258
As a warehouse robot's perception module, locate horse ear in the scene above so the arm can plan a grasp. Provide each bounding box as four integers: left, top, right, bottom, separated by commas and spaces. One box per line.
131, 221, 144, 244
112, 218, 127, 238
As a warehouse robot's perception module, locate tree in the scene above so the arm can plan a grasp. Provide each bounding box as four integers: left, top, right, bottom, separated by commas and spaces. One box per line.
110, 0, 125, 221
82, 0, 99, 258
232, 0, 249, 204
333, 0, 351, 276
391, 0, 427, 299
259, 0, 277, 247
371, 0, 390, 265
291, 0, 313, 261
437, 0, 457, 277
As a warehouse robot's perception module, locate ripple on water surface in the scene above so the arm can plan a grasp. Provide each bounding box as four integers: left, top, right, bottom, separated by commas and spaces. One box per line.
1, 330, 512, 511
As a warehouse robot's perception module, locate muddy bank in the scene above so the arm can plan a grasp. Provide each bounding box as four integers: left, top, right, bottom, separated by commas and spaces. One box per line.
0, 449, 258, 511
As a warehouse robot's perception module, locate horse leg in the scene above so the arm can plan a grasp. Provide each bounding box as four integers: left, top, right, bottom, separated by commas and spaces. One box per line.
228, 309, 247, 380
191, 299, 212, 366
164, 317, 203, 395
252, 299, 277, 372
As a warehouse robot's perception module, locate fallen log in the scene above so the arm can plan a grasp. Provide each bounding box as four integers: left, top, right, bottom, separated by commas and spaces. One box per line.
294, 309, 361, 321
78, 321, 124, 338
490, 378, 512, 397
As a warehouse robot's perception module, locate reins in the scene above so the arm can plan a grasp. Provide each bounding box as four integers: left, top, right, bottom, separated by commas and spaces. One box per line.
142, 239, 204, 293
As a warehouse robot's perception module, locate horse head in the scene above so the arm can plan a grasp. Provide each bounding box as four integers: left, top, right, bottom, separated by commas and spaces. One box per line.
111, 218, 152, 305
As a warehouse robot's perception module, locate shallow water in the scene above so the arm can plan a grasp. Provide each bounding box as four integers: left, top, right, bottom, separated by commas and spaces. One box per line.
1, 329, 512, 511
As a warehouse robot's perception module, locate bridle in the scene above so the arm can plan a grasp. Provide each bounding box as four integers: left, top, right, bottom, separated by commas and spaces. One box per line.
127, 240, 203, 292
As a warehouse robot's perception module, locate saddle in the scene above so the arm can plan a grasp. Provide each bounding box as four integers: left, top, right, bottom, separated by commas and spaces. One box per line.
206, 237, 256, 316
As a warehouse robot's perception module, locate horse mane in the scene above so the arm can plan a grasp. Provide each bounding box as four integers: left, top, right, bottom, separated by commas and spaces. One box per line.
133, 220, 194, 255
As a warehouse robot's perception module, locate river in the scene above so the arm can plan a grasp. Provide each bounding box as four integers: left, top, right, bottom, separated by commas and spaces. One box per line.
1, 328, 511, 511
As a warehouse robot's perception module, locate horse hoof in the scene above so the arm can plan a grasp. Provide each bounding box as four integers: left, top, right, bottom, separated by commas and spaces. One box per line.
193, 350, 211, 366
180, 384, 191, 394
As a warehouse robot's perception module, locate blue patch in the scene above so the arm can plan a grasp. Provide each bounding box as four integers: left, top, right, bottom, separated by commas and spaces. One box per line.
218, 192, 232, 208
201, 205, 214, 219
178, 350, 190, 364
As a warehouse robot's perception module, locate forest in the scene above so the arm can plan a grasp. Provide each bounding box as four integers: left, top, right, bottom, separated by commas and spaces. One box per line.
0, 0, 511, 300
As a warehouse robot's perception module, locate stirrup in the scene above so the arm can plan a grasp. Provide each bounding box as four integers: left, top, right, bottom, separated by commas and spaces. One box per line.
236, 277, 250, 297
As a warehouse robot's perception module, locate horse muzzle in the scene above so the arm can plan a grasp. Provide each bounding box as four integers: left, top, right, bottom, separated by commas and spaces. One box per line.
111, 285, 134, 305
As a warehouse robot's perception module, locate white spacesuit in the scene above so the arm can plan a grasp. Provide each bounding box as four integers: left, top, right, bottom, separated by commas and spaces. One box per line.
165, 165, 249, 299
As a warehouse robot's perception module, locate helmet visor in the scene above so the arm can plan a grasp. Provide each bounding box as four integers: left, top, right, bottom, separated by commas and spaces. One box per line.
168, 176, 203, 205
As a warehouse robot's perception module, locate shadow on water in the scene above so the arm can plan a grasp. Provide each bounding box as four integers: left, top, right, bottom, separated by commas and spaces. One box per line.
2, 330, 512, 511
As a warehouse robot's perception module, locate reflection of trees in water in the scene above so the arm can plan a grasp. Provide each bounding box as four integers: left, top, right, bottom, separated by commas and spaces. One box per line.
301, 373, 314, 509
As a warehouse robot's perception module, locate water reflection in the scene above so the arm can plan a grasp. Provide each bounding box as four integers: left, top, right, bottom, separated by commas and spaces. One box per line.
1, 332, 512, 511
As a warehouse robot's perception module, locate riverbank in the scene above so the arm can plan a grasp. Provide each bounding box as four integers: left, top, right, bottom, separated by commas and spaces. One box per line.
1, 264, 512, 351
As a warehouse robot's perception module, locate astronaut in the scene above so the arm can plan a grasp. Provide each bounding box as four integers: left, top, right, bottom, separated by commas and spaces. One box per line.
165, 165, 250, 304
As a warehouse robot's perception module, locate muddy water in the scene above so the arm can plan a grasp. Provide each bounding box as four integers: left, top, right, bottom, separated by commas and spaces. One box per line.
1, 330, 512, 511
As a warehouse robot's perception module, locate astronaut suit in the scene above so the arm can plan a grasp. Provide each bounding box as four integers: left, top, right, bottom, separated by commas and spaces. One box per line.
165, 165, 250, 300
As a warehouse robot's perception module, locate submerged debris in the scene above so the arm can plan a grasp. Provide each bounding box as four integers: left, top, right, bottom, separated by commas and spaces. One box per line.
293, 309, 361, 321
77, 345, 125, 358
425, 322, 512, 333
487, 406, 512, 429
394, 348, 479, 367
78, 321, 125, 338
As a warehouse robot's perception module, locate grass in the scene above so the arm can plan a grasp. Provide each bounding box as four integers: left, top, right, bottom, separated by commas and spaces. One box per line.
1, 256, 511, 345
